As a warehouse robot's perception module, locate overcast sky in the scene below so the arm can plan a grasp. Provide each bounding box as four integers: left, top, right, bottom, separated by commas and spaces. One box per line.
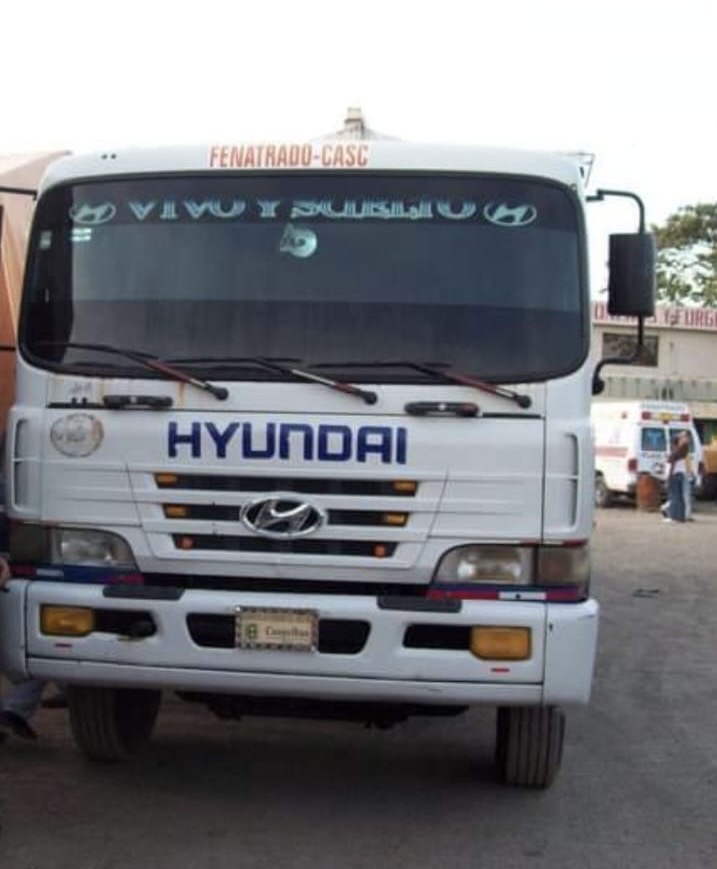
3, 0, 716, 258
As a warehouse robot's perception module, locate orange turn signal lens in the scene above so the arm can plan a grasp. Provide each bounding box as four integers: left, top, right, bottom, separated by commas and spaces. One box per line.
41, 605, 95, 637
155, 473, 178, 487
392, 480, 417, 494
164, 505, 188, 518
470, 626, 531, 661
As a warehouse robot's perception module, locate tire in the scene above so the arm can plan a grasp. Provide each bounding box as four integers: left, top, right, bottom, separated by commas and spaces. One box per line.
495, 706, 565, 788
594, 474, 612, 508
699, 473, 717, 501
67, 686, 161, 762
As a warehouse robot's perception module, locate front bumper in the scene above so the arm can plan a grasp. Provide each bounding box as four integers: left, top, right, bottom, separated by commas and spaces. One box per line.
0, 580, 599, 706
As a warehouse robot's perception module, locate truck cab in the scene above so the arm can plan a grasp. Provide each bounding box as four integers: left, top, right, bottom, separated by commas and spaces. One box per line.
0, 138, 654, 787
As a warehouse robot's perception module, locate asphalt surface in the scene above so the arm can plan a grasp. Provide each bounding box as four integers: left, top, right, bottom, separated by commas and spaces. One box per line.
1, 502, 716, 868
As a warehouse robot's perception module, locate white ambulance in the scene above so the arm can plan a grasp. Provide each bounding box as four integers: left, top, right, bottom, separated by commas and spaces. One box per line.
592, 400, 703, 506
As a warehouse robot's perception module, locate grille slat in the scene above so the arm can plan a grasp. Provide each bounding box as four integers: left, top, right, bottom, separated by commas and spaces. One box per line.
163, 504, 407, 528
172, 534, 397, 557
156, 474, 417, 497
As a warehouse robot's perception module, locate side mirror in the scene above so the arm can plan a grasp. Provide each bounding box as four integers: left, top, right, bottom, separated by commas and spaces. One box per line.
606, 233, 656, 317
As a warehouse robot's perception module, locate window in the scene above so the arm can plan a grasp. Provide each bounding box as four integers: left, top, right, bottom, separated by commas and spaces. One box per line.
22, 173, 587, 384
641, 427, 666, 452
602, 332, 658, 366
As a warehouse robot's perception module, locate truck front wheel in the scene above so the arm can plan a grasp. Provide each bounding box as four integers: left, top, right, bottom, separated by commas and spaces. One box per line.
594, 474, 612, 508
67, 686, 161, 762
495, 706, 565, 788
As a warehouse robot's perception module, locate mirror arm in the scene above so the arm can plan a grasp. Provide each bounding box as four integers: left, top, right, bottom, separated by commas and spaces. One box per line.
592, 315, 645, 395
589, 188, 652, 394
586, 188, 646, 233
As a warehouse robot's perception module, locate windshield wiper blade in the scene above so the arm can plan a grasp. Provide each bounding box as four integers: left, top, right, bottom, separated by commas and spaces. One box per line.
409, 363, 532, 409
168, 356, 378, 405
166, 355, 301, 370
314, 360, 532, 409
35, 342, 229, 401
255, 358, 377, 405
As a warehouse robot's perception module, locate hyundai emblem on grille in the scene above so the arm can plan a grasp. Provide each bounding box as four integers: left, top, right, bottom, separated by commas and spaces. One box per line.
240, 496, 326, 538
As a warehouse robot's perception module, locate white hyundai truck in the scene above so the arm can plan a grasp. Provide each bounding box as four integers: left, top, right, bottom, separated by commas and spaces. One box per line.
0, 138, 654, 786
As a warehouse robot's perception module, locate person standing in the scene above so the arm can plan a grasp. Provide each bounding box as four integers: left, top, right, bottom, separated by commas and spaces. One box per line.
664, 434, 688, 523
680, 431, 695, 521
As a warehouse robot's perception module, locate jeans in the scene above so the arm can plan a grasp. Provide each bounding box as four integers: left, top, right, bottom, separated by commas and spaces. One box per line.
682, 474, 693, 519
0, 678, 45, 721
667, 472, 686, 522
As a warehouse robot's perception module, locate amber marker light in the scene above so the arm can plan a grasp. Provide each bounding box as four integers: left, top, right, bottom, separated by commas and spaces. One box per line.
155, 473, 178, 487
392, 480, 417, 494
373, 544, 389, 558
164, 505, 188, 518
470, 626, 531, 661
382, 513, 407, 526
41, 605, 94, 637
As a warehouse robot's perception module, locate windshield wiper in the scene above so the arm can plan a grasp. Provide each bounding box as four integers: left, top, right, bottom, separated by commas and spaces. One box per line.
167, 356, 378, 405
312, 361, 532, 409
34, 342, 229, 401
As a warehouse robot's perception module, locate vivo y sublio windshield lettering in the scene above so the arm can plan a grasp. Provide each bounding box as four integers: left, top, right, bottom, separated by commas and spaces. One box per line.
22, 174, 586, 383
68, 197, 539, 225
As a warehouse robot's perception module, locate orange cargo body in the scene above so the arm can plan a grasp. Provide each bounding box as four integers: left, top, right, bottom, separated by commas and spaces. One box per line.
0, 152, 67, 433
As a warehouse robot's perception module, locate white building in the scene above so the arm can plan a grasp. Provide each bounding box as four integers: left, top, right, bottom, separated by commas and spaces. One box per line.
592, 301, 717, 442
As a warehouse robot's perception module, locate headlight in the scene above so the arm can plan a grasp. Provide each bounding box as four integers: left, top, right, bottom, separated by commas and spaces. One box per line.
431, 542, 591, 601
433, 545, 533, 585
53, 528, 136, 568
10, 523, 136, 569
536, 544, 590, 588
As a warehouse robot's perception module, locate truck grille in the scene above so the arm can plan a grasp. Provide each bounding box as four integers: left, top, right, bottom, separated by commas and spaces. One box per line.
154, 472, 419, 560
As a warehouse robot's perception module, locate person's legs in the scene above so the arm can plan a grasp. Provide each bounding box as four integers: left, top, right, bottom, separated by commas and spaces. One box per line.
1, 678, 45, 739
4, 679, 45, 720
683, 474, 693, 520
668, 473, 686, 522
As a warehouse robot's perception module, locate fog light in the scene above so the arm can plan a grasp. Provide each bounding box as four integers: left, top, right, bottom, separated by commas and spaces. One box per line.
470, 626, 531, 660
41, 605, 95, 637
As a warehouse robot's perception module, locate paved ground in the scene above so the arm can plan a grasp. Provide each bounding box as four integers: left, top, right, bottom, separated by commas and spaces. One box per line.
1, 501, 716, 868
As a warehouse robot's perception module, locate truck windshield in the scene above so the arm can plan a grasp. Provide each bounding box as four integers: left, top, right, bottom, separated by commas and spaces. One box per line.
21, 173, 586, 383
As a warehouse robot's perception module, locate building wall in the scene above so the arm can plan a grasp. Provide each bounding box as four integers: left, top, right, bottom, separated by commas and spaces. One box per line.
592, 301, 717, 441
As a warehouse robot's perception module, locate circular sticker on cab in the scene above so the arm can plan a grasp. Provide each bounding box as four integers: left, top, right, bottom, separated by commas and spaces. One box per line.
50, 413, 104, 458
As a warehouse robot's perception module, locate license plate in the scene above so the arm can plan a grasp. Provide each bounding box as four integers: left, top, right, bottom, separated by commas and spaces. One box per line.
235, 607, 318, 652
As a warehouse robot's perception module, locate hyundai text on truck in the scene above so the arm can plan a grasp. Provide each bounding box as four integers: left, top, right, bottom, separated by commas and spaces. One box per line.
0, 139, 655, 786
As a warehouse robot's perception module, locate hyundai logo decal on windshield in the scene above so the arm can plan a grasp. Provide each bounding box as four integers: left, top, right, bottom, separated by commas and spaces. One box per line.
241, 496, 326, 539
279, 224, 318, 258
69, 203, 117, 225
483, 202, 538, 227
